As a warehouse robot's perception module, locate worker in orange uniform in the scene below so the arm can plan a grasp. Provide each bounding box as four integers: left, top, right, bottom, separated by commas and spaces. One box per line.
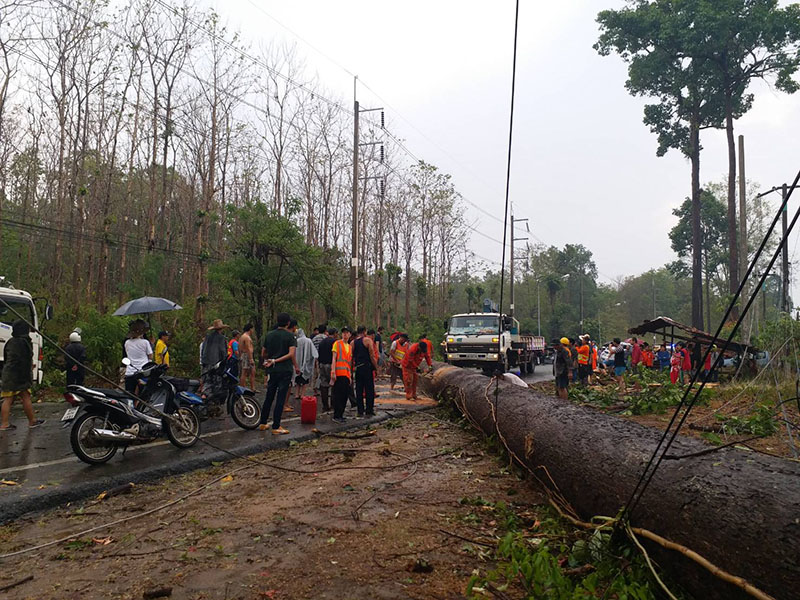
401, 340, 432, 401
329, 327, 353, 424
576, 335, 591, 385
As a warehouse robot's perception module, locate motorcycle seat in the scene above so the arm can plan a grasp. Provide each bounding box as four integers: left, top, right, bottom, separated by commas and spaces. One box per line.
165, 377, 201, 392
89, 387, 134, 400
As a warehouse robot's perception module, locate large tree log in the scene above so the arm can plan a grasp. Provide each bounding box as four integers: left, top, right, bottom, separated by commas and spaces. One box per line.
421, 365, 800, 600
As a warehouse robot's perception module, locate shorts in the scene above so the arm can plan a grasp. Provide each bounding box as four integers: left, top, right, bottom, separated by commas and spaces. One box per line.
578, 364, 591, 379
295, 374, 310, 385
555, 374, 569, 390
318, 364, 332, 388
1, 389, 31, 399
241, 354, 254, 370
614, 366, 627, 377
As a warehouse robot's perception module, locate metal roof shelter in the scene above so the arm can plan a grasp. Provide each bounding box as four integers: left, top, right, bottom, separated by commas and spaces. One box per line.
627, 316, 756, 354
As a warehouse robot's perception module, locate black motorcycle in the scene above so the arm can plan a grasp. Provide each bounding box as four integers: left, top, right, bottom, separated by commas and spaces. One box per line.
62, 360, 202, 465
187, 360, 261, 430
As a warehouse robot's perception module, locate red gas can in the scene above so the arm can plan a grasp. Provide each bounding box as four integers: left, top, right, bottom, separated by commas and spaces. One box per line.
300, 395, 317, 424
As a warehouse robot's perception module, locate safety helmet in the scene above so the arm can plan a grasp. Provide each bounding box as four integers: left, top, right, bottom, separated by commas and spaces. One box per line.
69, 331, 81, 343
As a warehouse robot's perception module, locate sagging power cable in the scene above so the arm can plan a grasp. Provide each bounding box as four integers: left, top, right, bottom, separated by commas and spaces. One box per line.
623, 163, 800, 520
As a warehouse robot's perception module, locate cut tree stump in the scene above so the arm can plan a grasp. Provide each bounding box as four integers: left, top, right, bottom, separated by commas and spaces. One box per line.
421, 364, 800, 600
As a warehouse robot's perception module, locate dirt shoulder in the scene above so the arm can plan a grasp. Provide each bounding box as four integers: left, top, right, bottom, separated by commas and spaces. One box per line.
0, 411, 545, 600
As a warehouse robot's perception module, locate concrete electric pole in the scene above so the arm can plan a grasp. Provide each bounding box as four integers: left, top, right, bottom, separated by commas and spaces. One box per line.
509, 212, 528, 318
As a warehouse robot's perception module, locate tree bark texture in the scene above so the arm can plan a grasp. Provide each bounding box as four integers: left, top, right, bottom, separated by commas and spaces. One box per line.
421, 365, 800, 600
725, 98, 739, 320
690, 118, 704, 331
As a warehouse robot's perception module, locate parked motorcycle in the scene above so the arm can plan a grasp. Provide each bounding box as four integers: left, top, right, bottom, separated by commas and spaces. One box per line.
188, 360, 261, 430
62, 359, 202, 465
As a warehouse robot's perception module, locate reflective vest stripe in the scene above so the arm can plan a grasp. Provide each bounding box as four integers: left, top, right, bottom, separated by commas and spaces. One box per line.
393, 342, 408, 361
577, 346, 590, 365
333, 340, 352, 379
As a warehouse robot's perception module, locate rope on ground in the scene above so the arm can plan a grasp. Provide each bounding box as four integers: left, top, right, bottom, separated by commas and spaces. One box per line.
625, 524, 681, 600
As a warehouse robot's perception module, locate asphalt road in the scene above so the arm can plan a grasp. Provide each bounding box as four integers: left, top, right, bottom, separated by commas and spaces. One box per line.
0, 365, 551, 522
0, 380, 435, 522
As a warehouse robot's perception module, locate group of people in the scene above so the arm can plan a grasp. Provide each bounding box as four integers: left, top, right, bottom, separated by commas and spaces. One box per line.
553, 335, 720, 397
200, 313, 434, 434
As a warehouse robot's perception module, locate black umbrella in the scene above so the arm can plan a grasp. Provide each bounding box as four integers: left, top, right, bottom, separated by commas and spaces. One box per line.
112, 296, 183, 316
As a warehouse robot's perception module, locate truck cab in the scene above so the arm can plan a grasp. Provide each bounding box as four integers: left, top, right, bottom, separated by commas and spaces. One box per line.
444, 312, 536, 374
0, 286, 51, 385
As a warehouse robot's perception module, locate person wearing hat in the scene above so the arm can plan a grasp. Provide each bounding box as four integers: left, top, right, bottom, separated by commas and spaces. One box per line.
1, 320, 45, 430
65, 330, 87, 386
553, 337, 571, 400
154, 331, 171, 367
202, 319, 229, 397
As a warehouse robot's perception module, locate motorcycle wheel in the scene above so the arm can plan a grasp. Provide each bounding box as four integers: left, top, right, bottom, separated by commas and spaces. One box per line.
165, 406, 200, 448
230, 394, 261, 430
70, 413, 118, 465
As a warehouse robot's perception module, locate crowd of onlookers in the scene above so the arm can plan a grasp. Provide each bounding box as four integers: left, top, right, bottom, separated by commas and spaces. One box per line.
552, 334, 721, 397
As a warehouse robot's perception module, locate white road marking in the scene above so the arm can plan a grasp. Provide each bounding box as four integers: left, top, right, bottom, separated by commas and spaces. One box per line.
0, 416, 303, 475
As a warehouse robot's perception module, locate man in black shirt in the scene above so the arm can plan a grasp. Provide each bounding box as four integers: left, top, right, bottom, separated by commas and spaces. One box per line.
316, 327, 336, 412
259, 312, 297, 434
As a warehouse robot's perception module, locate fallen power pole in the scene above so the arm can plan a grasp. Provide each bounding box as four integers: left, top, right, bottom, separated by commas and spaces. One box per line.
421, 365, 800, 600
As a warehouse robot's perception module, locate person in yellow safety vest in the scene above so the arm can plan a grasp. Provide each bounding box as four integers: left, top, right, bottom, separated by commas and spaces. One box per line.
329, 327, 353, 424
577, 335, 591, 385
389, 333, 409, 390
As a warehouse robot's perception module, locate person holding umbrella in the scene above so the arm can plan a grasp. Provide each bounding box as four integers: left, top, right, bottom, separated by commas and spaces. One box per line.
124, 321, 153, 393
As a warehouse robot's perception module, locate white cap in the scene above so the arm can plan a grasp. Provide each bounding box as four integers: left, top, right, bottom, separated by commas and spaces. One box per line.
69, 331, 81, 343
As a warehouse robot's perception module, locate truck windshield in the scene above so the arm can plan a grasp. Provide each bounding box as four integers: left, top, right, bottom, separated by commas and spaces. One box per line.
0, 297, 35, 327
449, 315, 499, 335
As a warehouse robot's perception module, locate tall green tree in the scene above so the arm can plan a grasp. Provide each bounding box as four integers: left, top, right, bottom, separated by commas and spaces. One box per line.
701, 0, 800, 314
669, 189, 728, 327
596, 0, 731, 331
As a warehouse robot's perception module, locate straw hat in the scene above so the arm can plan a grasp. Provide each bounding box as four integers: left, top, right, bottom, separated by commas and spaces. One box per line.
207, 318, 230, 330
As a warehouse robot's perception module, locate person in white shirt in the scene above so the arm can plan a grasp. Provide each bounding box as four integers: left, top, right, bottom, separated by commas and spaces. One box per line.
124, 323, 153, 393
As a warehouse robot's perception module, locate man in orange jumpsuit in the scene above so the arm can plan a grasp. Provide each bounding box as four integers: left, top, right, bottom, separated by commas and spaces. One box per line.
401, 340, 432, 400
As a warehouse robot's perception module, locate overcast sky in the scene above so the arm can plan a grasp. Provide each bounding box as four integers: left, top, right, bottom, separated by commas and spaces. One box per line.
206, 0, 800, 293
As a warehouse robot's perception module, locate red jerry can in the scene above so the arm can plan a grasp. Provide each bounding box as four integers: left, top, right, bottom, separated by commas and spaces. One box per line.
300, 395, 317, 424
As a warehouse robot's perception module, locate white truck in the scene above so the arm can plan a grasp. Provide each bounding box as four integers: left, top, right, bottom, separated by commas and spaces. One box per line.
444, 312, 537, 374
0, 284, 53, 385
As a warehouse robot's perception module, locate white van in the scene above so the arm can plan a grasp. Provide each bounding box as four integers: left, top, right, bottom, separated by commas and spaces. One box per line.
0, 285, 53, 385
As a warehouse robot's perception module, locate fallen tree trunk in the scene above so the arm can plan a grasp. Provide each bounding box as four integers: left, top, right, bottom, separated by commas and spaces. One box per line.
421, 365, 800, 600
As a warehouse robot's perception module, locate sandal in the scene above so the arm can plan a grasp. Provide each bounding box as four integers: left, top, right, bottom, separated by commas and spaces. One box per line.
0, 424, 17, 431
29, 419, 46, 429
271, 427, 290, 435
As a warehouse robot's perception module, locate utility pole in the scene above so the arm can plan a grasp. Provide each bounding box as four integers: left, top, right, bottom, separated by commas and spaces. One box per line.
509, 211, 528, 318
738, 135, 749, 340
352, 77, 359, 322
783, 183, 790, 313
351, 76, 385, 323
652, 273, 656, 319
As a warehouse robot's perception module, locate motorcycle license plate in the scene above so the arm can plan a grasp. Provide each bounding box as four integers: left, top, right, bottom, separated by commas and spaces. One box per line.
61, 407, 79, 421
